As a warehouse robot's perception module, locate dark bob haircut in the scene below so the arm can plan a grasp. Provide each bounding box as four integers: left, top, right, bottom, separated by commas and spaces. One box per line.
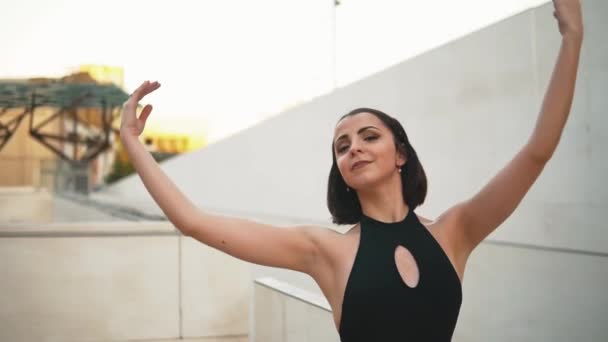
327, 107, 427, 225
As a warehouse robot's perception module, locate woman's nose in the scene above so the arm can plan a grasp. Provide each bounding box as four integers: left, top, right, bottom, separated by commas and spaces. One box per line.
349, 140, 363, 155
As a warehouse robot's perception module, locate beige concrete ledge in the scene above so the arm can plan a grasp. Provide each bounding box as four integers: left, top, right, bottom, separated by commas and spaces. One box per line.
252, 277, 339, 342
1, 221, 250, 341
0, 220, 179, 236
254, 277, 330, 312
0, 186, 42, 194
0, 233, 181, 341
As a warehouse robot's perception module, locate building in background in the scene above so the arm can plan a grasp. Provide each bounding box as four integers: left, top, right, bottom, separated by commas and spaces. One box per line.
0, 65, 207, 192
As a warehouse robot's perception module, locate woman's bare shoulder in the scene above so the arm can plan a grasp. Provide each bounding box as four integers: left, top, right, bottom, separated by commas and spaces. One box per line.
416, 205, 465, 227
416, 214, 435, 225
303, 223, 357, 240
299, 223, 356, 274
303, 223, 361, 257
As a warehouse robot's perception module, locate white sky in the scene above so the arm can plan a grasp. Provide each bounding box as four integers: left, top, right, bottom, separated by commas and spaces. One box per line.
0, 0, 547, 143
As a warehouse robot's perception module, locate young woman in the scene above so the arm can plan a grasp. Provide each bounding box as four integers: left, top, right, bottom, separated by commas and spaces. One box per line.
119, 1, 583, 340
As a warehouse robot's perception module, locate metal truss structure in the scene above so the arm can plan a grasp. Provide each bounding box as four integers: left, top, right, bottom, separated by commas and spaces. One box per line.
0, 77, 129, 164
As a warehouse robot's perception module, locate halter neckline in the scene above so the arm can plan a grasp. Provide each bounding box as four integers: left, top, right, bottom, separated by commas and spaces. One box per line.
360, 207, 414, 226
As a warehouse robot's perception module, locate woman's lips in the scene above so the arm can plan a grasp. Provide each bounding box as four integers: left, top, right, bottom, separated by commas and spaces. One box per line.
352, 161, 371, 170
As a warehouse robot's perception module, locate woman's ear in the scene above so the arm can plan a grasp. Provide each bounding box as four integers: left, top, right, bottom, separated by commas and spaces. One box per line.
396, 144, 407, 167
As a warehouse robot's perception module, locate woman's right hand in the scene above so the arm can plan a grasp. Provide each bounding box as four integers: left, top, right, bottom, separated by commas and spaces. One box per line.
120, 80, 161, 138
553, 0, 583, 40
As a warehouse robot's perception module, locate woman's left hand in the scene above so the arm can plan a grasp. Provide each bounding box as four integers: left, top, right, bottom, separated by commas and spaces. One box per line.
553, 0, 583, 40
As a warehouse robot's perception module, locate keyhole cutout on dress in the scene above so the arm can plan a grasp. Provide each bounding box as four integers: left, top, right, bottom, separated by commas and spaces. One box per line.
394, 245, 420, 288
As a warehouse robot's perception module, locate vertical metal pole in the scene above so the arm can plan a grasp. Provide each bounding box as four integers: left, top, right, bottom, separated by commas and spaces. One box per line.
72, 106, 78, 161
332, 0, 339, 89
27, 91, 37, 187
102, 98, 109, 142
28, 91, 36, 132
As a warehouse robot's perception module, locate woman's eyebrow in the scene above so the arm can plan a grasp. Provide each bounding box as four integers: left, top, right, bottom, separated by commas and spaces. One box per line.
334, 126, 379, 144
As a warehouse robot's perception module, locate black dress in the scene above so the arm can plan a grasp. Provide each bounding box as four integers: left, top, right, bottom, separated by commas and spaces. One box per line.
339, 208, 462, 341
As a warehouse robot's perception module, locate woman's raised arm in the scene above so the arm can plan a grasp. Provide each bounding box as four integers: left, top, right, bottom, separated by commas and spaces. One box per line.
119, 81, 325, 275
452, 0, 584, 255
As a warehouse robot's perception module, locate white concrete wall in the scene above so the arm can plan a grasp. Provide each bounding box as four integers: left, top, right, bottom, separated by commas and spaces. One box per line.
0, 187, 53, 223
252, 278, 339, 342
0, 187, 122, 223
100, 1, 608, 340
0, 221, 250, 341
181, 235, 250, 338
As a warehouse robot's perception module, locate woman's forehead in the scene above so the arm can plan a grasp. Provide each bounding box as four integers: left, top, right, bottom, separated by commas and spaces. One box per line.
334, 112, 383, 136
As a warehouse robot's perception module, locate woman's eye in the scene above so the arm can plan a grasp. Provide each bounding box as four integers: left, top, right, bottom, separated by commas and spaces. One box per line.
337, 136, 377, 153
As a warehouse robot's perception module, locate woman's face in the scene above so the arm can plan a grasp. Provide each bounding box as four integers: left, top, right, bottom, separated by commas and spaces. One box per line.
333, 112, 405, 191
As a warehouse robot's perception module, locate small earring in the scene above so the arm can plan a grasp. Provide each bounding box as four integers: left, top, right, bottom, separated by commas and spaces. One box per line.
398, 167, 402, 173
346, 186, 350, 192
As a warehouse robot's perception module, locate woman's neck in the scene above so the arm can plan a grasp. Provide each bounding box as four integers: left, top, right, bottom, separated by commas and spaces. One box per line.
357, 177, 409, 223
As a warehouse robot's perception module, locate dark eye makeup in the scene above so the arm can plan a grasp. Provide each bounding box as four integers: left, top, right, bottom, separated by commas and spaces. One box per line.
336, 135, 378, 154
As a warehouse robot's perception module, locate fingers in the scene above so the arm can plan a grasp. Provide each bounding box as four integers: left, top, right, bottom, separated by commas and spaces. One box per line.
126, 81, 161, 106
139, 104, 153, 123
139, 81, 161, 98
